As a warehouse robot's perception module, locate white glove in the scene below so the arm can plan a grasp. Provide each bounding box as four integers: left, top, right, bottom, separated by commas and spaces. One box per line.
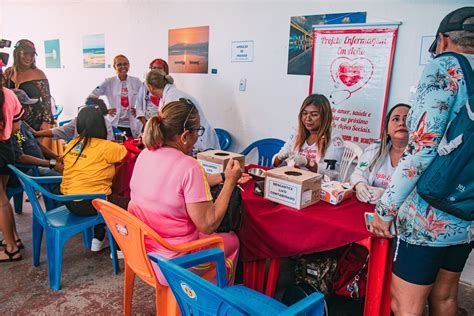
276, 148, 292, 160
368, 187, 385, 204
287, 153, 308, 167
355, 182, 371, 203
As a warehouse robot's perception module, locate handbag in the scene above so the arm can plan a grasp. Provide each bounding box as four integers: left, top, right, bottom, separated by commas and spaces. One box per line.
332, 243, 369, 299
210, 183, 242, 233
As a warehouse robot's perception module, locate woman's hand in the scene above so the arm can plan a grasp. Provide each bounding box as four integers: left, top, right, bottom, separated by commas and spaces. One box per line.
368, 187, 385, 204
369, 212, 394, 238
355, 182, 371, 203
237, 173, 251, 185
108, 108, 117, 116
224, 158, 242, 185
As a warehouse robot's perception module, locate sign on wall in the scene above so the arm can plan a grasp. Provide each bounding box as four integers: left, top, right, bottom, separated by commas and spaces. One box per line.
231, 40, 254, 62
310, 24, 399, 145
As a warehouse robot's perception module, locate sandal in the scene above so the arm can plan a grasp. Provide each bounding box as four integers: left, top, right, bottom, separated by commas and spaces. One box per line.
0, 248, 22, 263
0, 239, 24, 250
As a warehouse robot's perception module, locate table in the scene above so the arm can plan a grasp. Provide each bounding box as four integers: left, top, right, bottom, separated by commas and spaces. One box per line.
238, 164, 392, 316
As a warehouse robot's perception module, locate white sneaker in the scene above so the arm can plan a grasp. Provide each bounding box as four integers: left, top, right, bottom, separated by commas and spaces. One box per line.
110, 250, 124, 260
91, 237, 109, 252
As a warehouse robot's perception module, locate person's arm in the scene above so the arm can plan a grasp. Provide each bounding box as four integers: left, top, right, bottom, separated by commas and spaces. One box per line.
187, 159, 242, 233
49, 120, 76, 140
350, 143, 379, 187
38, 142, 60, 160
273, 130, 296, 167
374, 58, 458, 223
206, 172, 224, 187
15, 154, 63, 174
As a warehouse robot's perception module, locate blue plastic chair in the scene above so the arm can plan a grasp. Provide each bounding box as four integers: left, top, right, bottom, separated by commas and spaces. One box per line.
52, 103, 63, 121
240, 138, 285, 168
215, 128, 232, 151
149, 249, 325, 316
58, 119, 72, 127
6, 164, 41, 214
8, 165, 119, 291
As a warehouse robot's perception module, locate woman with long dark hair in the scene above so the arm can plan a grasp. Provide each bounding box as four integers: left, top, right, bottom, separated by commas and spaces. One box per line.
4, 39, 51, 132
61, 106, 130, 254
273, 94, 344, 174
0, 69, 24, 262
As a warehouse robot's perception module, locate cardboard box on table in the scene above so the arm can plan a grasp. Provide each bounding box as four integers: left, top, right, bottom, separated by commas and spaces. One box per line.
264, 166, 322, 210
197, 150, 245, 174
320, 181, 353, 205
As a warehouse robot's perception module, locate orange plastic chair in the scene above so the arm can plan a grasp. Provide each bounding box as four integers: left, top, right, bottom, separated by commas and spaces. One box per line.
92, 199, 224, 316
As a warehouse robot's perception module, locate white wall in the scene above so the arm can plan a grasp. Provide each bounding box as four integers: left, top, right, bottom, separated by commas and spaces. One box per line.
0, 0, 472, 152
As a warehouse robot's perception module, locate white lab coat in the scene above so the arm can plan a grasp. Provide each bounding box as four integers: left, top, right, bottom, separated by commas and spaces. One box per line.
90, 75, 143, 137
135, 82, 159, 120
159, 84, 220, 152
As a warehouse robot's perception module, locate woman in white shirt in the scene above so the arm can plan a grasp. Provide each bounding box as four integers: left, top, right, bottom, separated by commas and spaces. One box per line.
274, 94, 344, 175
145, 69, 220, 154
90, 54, 142, 137
134, 58, 169, 126
350, 103, 410, 204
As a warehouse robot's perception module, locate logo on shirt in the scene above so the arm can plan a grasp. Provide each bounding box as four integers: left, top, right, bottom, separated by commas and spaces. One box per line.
73, 142, 84, 153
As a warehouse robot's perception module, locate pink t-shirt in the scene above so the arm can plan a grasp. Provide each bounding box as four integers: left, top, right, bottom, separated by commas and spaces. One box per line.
128, 146, 212, 258
0, 88, 23, 140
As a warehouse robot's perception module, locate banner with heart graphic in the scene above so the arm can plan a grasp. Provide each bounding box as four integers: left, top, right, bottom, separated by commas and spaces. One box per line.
310, 25, 398, 146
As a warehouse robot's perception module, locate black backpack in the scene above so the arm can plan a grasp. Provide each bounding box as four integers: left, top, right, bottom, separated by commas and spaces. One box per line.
417, 52, 474, 221
210, 183, 242, 232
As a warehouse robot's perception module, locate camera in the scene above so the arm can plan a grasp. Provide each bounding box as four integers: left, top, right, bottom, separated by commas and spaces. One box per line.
0, 39, 12, 68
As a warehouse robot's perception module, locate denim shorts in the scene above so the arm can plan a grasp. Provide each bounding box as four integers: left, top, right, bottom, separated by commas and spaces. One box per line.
392, 238, 473, 285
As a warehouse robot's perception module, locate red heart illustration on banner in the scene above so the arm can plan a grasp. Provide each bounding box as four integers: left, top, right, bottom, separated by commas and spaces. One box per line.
338, 63, 363, 87
330, 57, 374, 93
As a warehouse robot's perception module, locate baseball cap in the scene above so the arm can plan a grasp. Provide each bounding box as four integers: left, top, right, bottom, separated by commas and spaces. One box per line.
12, 89, 39, 106
428, 7, 474, 54
14, 39, 37, 55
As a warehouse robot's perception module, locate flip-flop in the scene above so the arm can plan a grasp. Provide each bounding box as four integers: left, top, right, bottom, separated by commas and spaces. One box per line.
0, 248, 22, 263
0, 239, 24, 250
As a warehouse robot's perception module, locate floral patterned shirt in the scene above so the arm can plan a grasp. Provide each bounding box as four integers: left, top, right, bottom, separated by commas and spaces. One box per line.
375, 53, 474, 247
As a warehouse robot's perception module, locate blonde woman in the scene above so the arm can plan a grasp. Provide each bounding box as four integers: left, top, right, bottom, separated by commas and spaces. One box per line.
274, 94, 344, 175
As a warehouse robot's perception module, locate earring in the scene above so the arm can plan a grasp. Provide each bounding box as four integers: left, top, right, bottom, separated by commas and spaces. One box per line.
183, 141, 187, 145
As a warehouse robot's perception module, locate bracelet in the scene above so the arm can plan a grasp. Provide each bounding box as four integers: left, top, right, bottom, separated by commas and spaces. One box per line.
220, 172, 225, 183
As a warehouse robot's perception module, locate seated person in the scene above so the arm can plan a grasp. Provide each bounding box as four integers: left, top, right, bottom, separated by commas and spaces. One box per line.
9, 90, 63, 179
274, 94, 344, 175
350, 103, 410, 204
129, 99, 241, 285
30, 97, 114, 141
60, 106, 130, 255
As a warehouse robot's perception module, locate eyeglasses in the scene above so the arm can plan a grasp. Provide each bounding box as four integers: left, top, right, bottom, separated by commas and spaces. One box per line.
115, 62, 129, 67
189, 126, 206, 136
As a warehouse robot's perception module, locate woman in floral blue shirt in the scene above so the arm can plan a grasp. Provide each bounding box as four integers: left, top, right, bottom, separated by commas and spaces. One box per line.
371, 7, 474, 316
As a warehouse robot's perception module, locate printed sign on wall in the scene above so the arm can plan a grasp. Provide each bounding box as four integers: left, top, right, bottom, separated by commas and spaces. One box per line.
310, 25, 399, 145
231, 41, 254, 62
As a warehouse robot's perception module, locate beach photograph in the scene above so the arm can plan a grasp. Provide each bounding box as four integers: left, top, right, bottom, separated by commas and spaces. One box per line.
168, 26, 209, 73
83, 33, 105, 68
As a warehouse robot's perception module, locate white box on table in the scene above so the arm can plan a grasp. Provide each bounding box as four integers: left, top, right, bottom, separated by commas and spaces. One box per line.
264, 166, 322, 210
320, 181, 352, 205
197, 150, 245, 174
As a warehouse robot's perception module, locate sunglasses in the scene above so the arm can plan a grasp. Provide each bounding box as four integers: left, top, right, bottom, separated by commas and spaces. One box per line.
180, 98, 205, 136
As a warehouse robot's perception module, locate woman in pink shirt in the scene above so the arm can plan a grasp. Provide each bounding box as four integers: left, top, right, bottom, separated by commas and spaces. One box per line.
129, 98, 241, 284
0, 76, 25, 263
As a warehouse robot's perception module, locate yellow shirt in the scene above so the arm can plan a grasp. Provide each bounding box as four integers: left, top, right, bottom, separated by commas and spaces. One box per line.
60, 138, 127, 196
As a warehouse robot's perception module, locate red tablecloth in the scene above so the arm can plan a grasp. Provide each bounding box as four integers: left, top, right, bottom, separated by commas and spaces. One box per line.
238, 165, 373, 261
111, 139, 143, 197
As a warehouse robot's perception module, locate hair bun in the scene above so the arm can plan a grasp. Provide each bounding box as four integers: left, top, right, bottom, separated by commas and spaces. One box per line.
164, 74, 174, 85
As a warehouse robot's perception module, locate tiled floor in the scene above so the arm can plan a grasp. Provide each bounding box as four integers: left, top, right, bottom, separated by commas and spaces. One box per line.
1, 199, 473, 314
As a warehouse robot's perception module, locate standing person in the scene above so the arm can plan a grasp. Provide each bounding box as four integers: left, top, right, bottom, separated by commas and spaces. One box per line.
145, 69, 220, 154
60, 106, 130, 254
134, 58, 169, 126
370, 7, 474, 316
0, 69, 24, 262
90, 54, 142, 137
129, 99, 241, 284
351, 103, 410, 204
273, 94, 344, 175
4, 39, 52, 132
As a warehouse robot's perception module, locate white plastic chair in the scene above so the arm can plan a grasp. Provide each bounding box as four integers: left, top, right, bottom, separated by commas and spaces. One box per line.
338, 141, 363, 182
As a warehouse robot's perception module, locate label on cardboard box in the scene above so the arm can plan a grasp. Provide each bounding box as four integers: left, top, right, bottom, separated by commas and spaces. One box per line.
266, 178, 300, 208
198, 160, 224, 174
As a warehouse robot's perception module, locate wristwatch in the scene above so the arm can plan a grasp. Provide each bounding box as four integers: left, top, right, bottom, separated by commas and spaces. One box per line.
220, 172, 226, 183
49, 159, 57, 169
